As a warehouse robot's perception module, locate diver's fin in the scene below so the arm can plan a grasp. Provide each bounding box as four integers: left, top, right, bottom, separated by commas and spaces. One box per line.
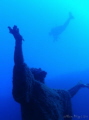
69, 12, 74, 19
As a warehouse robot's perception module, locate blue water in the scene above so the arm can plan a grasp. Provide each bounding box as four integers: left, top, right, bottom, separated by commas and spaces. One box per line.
0, 0, 89, 120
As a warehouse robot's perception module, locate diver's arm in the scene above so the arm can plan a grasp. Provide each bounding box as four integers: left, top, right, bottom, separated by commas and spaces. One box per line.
8, 26, 34, 103
68, 83, 89, 98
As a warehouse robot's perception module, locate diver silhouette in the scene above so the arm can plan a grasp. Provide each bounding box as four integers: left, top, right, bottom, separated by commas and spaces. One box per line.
49, 12, 74, 41
8, 25, 89, 120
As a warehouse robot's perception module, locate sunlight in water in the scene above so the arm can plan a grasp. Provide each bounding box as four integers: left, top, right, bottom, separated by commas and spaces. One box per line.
64, 0, 89, 17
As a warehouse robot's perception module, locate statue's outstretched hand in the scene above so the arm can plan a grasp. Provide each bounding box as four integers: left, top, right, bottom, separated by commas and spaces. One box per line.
8, 25, 24, 41
78, 81, 89, 88
84, 83, 89, 88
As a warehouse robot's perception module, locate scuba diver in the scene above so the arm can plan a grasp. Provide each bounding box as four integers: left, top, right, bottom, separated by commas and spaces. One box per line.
8, 25, 89, 120
49, 12, 74, 41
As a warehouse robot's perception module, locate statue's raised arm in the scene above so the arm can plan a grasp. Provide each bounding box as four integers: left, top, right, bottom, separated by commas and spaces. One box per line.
8, 25, 34, 103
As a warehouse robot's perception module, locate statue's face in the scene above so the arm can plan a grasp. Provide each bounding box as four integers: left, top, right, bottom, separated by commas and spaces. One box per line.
31, 68, 47, 83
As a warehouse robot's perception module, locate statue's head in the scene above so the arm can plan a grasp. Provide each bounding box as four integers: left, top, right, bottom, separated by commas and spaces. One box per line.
30, 68, 47, 83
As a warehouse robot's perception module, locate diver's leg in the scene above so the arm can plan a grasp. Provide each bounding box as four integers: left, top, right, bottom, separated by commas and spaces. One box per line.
53, 35, 58, 42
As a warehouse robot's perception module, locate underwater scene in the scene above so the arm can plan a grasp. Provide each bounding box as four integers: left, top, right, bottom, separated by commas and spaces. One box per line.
0, 0, 89, 120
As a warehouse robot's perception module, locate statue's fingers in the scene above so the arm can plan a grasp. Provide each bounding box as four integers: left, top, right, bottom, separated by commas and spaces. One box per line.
8, 26, 13, 33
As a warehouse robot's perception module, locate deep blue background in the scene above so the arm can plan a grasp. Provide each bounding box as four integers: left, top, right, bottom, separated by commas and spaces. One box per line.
0, 0, 89, 119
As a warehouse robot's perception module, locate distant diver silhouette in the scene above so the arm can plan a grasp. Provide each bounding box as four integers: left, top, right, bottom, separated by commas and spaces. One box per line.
49, 12, 74, 41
